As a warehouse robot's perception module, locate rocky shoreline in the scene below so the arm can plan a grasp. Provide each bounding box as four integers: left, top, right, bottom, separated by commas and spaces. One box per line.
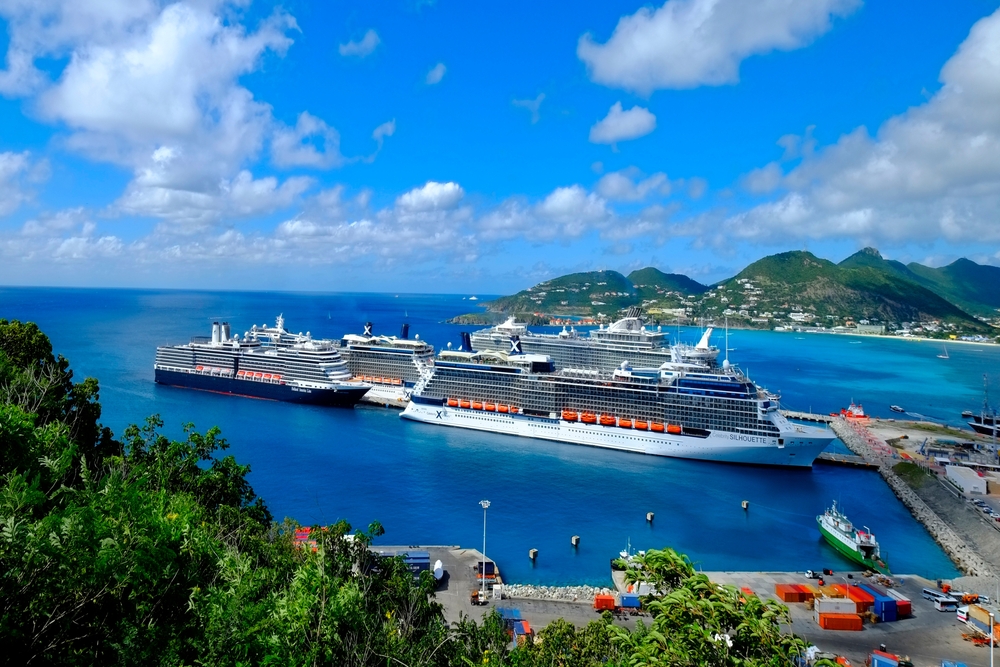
829, 418, 996, 577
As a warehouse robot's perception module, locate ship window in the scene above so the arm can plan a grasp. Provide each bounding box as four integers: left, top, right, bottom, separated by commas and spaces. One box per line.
778, 439, 783, 445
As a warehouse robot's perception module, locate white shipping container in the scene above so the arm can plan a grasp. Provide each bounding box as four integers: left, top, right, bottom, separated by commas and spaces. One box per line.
814, 598, 859, 615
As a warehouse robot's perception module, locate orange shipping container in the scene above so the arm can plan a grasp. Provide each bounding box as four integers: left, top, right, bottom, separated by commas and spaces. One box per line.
775, 584, 798, 602
845, 585, 874, 612
792, 584, 816, 601
593, 594, 616, 610
799, 583, 821, 597
818, 613, 863, 631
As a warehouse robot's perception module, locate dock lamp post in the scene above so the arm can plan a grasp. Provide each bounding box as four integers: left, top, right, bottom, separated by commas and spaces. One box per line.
990, 611, 994, 667
480, 500, 490, 601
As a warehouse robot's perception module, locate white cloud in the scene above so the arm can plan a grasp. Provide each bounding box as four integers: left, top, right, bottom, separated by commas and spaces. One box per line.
338, 29, 380, 58
0, 150, 43, 216
396, 181, 464, 212
512, 93, 545, 123
372, 119, 396, 148
740, 162, 783, 194
589, 102, 656, 144
596, 169, 671, 201
578, 0, 860, 93
272, 112, 344, 169
425, 62, 446, 84
721, 8, 1000, 244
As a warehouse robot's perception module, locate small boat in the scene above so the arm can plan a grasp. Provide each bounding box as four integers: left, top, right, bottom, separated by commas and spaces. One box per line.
830, 402, 867, 420
817, 500, 890, 575
961, 410, 974, 418
937, 345, 949, 359
890, 405, 905, 413
619, 418, 633, 429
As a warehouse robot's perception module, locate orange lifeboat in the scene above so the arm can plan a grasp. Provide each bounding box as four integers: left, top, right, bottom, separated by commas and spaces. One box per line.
485, 402, 496, 412
599, 414, 616, 426
255, 372, 264, 379
635, 420, 649, 430
619, 418, 633, 429
562, 410, 579, 422
447, 398, 459, 407
509, 406, 519, 414
460, 399, 471, 409
237, 370, 246, 377
581, 413, 597, 424
667, 424, 682, 434
363, 376, 372, 382
650, 422, 665, 433
472, 401, 484, 410
196, 365, 204, 371
392, 378, 402, 385
498, 404, 509, 413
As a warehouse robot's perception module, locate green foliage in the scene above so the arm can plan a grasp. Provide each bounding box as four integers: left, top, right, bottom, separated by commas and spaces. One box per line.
0, 320, 809, 666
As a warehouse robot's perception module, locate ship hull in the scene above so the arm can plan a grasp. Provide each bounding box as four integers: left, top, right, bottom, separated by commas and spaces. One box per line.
358, 383, 411, 407
817, 520, 890, 574
401, 401, 832, 467
154, 369, 369, 407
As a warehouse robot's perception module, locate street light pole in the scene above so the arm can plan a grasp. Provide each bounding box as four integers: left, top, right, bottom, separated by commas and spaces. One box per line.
480, 499, 490, 601
990, 611, 994, 667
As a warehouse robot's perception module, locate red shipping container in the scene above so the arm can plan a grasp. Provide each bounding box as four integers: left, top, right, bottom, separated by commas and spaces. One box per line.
846, 585, 875, 612
818, 612, 863, 631
593, 595, 616, 610
792, 584, 815, 601
775, 584, 800, 602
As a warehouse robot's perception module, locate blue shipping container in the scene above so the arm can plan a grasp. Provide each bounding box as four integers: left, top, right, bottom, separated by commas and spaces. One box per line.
620, 593, 641, 608
869, 655, 898, 667
860, 585, 898, 622
498, 608, 522, 621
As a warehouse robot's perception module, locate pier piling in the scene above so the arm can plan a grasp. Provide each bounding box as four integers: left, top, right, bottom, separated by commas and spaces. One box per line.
646, 512, 654, 523
571, 535, 580, 547
528, 548, 538, 561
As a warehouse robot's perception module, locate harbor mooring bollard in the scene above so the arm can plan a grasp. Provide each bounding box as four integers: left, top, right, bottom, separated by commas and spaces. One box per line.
646, 512, 654, 523
529, 548, 538, 561
571, 535, 580, 547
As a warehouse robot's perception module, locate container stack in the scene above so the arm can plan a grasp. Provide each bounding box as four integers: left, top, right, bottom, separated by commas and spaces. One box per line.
859, 584, 897, 623
844, 585, 875, 613
774, 584, 815, 603
814, 597, 862, 631
885, 589, 911, 617
966, 604, 1000, 641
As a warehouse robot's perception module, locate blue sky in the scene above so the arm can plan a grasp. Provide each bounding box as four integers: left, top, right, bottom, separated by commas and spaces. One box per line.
1, 0, 999, 292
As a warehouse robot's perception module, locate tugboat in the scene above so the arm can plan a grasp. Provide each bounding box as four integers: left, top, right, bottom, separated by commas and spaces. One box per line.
817, 501, 890, 574
831, 401, 868, 420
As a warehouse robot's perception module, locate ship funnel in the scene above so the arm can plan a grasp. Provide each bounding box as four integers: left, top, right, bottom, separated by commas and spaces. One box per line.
211, 321, 221, 344
222, 322, 231, 342
364, 321, 373, 337
400, 323, 410, 340
460, 331, 473, 352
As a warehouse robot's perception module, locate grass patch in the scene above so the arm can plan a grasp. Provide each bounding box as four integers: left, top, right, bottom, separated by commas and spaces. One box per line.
893, 461, 934, 489
905, 422, 969, 436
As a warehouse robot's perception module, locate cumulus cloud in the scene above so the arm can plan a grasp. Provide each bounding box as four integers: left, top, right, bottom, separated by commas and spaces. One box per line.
0, 150, 46, 216
338, 29, 380, 58
425, 62, 446, 84
271, 112, 344, 169
512, 93, 545, 123
372, 119, 396, 148
578, 0, 860, 93
1, 208, 123, 264
396, 181, 464, 212
596, 169, 671, 201
721, 8, 1000, 245
589, 102, 656, 144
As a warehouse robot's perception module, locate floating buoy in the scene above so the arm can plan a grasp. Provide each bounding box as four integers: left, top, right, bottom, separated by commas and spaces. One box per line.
529, 548, 538, 561
571, 535, 580, 547
646, 512, 654, 523
741, 500, 749, 511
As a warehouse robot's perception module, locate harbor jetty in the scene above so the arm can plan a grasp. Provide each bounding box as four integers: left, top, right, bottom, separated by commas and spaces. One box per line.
829, 417, 996, 577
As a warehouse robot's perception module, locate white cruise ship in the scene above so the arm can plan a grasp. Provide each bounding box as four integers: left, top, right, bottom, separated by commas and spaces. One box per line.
336, 322, 435, 406
469, 307, 719, 371
401, 350, 834, 467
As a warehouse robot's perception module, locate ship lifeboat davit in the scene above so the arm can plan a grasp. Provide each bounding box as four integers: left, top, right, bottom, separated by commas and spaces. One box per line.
581, 413, 597, 424
619, 418, 633, 429
447, 398, 459, 407
459, 399, 471, 409
667, 424, 682, 434
650, 422, 664, 433
472, 401, 484, 410
635, 420, 649, 430
599, 414, 616, 426
498, 404, 509, 413
562, 410, 579, 422
485, 402, 496, 412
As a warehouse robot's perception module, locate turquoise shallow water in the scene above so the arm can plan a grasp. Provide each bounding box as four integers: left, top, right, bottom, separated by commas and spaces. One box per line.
2, 287, 988, 584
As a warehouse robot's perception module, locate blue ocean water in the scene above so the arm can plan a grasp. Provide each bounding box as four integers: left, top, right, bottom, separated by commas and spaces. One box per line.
3, 287, 991, 584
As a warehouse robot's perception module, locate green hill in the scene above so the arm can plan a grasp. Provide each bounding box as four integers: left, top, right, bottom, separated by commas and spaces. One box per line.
906, 258, 1000, 317
838, 247, 923, 283
626, 268, 708, 295
483, 270, 638, 317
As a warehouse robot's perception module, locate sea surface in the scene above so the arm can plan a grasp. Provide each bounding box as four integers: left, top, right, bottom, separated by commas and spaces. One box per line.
4, 287, 996, 584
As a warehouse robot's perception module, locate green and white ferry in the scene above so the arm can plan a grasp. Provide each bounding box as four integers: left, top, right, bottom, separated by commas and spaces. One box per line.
817, 501, 890, 574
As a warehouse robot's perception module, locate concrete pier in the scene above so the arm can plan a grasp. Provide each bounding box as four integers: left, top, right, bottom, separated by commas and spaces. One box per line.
829, 417, 996, 577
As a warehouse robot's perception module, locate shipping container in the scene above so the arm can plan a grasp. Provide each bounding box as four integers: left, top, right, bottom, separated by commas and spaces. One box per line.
969, 604, 994, 625
792, 584, 816, 601
868, 650, 900, 667
620, 593, 641, 609
817, 612, 862, 631
886, 589, 912, 617
820, 584, 847, 597
775, 584, 802, 603
477, 561, 496, 576
593, 594, 616, 610
846, 585, 875, 612
815, 598, 859, 615
968, 616, 990, 634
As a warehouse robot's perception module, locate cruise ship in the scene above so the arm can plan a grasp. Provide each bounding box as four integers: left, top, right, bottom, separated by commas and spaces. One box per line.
469, 307, 719, 371
401, 350, 835, 467
336, 322, 435, 406
154, 316, 370, 406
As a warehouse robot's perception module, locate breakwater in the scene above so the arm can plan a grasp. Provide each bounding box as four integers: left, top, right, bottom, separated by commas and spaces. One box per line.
503, 583, 614, 602
829, 417, 996, 577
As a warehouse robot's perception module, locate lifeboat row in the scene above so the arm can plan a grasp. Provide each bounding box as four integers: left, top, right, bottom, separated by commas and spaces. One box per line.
353, 376, 404, 385
236, 370, 282, 382
561, 410, 682, 434
447, 398, 519, 414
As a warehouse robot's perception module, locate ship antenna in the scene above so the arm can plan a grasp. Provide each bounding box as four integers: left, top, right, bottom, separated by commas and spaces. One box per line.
725, 316, 729, 365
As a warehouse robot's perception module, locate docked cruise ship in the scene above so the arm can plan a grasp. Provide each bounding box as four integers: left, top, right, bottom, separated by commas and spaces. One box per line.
401, 350, 834, 467
469, 307, 719, 371
154, 316, 370, 406
336, 322, 435, 406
